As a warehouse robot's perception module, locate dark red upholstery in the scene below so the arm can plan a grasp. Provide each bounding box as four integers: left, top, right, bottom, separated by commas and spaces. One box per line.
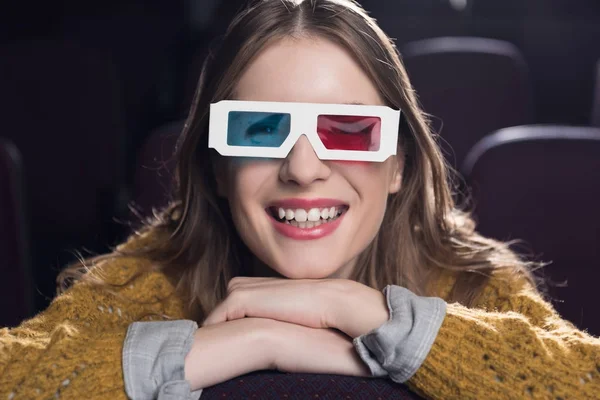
133, 121, 183, 217
0, 139, 33, 327
201, 371, 425, 400
462, 125, 600, 337
402, 37, 534, 170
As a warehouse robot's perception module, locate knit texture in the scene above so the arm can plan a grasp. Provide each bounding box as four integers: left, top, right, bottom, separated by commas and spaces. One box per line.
409, 271, 600, 399
1, 237, 599, 399
0, 254, 188, 400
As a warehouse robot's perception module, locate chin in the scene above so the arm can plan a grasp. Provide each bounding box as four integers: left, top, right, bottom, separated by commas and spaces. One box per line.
270, 257, 352, 280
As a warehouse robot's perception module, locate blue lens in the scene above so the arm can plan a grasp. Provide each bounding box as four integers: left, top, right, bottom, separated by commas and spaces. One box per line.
227, 111, 291, 147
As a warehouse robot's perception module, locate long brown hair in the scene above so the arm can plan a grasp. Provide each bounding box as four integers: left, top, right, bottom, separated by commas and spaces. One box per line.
59, 0, 539, 322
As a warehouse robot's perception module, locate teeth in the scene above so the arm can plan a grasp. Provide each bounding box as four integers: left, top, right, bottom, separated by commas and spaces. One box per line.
275, 206, 344, 223
285, 209, 294, 220
295, 209, 308, 222
307, 208, 321, 222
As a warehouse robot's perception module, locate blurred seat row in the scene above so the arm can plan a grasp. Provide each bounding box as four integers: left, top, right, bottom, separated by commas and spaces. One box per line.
1, 36, 599, 337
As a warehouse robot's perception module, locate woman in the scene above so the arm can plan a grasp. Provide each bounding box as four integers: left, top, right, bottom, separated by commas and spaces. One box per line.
2, 1, 599, 399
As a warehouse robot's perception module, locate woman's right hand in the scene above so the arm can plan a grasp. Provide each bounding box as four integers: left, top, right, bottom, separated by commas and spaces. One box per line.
184, 317, 274, 391
184, 317, 370, 391
267, 319, 371, 377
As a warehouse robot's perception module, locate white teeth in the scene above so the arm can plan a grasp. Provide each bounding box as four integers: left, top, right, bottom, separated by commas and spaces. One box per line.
275, 206, 345, 223
298, 221, 307, 228
306, 221, 314, 228
307, 208, 321, 222
294, 209, 308, 222
285, 209, 294, 220
290, 220, 298, 227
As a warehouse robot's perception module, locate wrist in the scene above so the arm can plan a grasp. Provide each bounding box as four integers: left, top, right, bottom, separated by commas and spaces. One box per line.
324, 280, 389, 338
248, 318, 282, 370
320, 279, 357, 332
184, 318, 279, 390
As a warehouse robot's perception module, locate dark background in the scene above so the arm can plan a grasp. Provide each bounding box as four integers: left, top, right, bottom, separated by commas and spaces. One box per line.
1, 0, 599, 330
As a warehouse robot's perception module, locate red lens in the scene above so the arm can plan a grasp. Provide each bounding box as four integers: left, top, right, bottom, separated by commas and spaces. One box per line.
317, 115, 381, 151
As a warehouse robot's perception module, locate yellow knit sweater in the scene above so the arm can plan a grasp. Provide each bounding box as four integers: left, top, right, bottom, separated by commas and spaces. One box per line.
1, 242, 599, 399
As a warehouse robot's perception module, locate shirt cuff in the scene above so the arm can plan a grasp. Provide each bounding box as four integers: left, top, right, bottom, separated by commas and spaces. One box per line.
123, 320, 202, 400
353, 285, 447, 383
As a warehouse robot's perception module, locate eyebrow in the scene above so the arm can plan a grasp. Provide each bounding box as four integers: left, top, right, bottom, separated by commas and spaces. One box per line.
345, 101, 366, 105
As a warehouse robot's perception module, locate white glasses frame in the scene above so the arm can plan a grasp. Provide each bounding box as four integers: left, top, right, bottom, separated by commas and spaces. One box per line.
208, 100, 401, 162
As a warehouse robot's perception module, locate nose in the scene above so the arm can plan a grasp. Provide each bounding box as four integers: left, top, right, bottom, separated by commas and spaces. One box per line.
279, 135, 331, 186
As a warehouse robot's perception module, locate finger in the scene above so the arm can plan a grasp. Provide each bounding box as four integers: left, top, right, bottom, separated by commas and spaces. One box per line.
227, 277, 278, 293
230, 278, 310, 294
202, 302, 228, 326
203, 292, 251, 326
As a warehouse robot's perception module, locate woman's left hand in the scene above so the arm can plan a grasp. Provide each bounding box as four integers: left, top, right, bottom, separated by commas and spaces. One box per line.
202, 277, 389, 338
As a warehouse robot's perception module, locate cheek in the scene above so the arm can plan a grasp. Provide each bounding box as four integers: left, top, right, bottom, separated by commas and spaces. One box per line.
225, 166, 264, 248
329, 160, 395, 189
226, 161, 278, 216
331, 161, 398, 218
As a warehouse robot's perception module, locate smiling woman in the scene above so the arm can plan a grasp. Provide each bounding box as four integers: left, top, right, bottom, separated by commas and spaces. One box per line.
2, 0, 600, 399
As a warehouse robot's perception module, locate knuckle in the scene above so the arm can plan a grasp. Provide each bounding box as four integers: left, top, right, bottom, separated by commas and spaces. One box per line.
227, 277, 244, 293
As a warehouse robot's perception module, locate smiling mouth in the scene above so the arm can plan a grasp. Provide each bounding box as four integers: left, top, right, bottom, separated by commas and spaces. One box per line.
267, 206, 349, 228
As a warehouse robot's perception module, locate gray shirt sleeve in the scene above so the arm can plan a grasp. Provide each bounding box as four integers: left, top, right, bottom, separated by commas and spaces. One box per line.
353, 285, 447, 383
123, 320, 203, 400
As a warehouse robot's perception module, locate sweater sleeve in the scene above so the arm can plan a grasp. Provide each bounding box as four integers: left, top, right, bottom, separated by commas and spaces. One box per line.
406, 274, 600, 400
123, 320, 202, 400
353, 285, 447, 382
0, 258, 185, 400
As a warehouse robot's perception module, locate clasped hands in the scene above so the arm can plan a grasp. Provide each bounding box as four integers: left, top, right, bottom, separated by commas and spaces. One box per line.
201, 277, 390, 377
204, 277, 389, 338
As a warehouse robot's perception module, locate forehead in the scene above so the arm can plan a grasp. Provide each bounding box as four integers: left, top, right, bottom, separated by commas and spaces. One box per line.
234, 37, 385, 106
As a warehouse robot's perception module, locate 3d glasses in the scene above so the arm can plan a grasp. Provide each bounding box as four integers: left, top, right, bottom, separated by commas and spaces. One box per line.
208, 100, 401, 162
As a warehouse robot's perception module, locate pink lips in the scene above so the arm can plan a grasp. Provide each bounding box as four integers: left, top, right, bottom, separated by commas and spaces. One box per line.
267, 198, 348, 241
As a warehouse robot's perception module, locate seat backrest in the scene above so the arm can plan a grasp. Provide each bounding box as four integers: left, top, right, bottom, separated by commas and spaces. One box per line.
200, 371, 425, 399
0, 139, 33, 327
132, 121, 183, 217
402, 37, 534, 170
462, 125, 600, 336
